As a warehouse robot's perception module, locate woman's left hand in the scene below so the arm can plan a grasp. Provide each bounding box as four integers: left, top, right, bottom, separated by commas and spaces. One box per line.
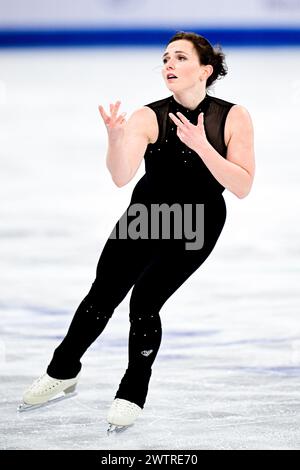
168, 111, 208, 155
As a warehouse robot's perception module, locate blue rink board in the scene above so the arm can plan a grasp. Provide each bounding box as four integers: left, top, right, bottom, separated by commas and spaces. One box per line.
0, 27, 300, 47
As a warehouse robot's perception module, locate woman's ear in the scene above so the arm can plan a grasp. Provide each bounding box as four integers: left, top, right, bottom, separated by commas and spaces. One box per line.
206, 64, 214, 79
201, 64, 213, 81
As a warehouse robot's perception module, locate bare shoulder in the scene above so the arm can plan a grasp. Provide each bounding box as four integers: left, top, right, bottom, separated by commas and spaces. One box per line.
227, 104, 253, 129
224, 104, 254, 145
127, 106, 159, 144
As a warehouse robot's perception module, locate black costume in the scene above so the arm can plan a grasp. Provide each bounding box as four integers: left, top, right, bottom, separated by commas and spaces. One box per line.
47, 94, 235, 408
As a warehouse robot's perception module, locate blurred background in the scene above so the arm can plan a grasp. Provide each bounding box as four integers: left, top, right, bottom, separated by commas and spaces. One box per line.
1, 0, 300, 450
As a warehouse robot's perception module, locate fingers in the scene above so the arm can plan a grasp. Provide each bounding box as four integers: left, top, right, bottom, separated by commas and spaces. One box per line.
98, 104, 108, 119
98, 101, 125, 126
98, 105, 110, 124
169, 112, 182, 128
175, 111, 191, 125
116, 112, 127, 123
169, 112, 190, 128
110, 100, 121, 118
99, 101, 121, 115
198, 112, 204, 123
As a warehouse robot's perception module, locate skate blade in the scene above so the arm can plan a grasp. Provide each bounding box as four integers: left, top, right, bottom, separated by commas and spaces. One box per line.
17, 391, 77, 413
107, 423, 133, 435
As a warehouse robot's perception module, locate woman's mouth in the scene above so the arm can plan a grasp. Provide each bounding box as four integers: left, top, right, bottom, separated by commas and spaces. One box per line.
167, 74, 178, 81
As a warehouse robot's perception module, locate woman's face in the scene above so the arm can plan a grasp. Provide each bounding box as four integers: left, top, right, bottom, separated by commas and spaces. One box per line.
161, 39, 204, 92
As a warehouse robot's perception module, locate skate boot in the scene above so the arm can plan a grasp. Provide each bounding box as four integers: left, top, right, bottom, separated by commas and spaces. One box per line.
107, 398, 142, 434
18, 372, 80, 412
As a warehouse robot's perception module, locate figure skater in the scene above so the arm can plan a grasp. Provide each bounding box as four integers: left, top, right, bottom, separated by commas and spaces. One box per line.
20, 31, 255, 433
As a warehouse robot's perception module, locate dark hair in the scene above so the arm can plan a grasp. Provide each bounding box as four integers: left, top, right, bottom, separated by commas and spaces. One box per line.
167, 31, 228, 88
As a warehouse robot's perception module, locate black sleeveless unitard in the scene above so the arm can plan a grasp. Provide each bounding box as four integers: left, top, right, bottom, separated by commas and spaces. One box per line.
47, 93, 235, 409
132, 93, 233, 204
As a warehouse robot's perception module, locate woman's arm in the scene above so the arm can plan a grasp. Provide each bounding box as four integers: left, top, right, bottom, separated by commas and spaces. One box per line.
169, 105, 255, 199
200, 105, 255, 198
98, 101, 157, 187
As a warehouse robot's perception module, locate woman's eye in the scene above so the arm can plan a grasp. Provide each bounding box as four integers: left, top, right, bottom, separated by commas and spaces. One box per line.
163, 56, 186, 64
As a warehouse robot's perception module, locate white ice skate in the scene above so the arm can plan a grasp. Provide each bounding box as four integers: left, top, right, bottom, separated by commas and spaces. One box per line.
107, 398, 142, 434
18, 372, 80, 412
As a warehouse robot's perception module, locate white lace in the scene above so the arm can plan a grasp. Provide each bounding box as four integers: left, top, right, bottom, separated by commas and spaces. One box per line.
112, 399, 141, 416
29, 374, 63, 393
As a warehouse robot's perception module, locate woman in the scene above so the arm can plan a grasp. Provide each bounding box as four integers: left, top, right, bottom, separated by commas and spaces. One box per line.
20, 31, 255, 432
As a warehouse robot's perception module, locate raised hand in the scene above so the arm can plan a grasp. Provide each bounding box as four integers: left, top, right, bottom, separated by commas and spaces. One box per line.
98, 100, 127, 140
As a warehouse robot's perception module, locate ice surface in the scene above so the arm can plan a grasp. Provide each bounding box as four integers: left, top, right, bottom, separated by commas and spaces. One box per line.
0, 46, 300, 450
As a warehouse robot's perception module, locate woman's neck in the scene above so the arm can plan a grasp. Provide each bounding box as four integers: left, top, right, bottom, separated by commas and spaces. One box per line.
172, 89, 207, 111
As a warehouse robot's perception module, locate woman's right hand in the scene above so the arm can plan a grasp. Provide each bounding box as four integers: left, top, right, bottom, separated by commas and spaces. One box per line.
98, 100, 127, 141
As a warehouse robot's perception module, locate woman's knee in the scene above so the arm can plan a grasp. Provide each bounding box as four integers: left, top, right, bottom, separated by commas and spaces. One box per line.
129, 289, 160, 318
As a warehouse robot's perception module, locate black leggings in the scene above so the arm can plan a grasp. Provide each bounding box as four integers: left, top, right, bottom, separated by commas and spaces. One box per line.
47, 197, 226, 408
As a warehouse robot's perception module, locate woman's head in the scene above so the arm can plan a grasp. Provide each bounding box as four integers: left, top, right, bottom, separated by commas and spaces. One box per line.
162, 31, 227, 91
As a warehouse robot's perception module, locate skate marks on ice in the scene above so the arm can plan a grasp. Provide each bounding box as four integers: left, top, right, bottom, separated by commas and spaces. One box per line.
3, 298, 300, 449
2, 361, 300, 449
